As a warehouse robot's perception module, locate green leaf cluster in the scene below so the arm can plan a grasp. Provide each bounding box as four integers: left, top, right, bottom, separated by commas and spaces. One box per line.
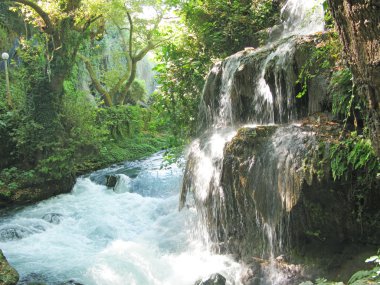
296, 31, 342, 99
329, 132, 379, 221
154, 0, 281, 138
302, 251, 380, 285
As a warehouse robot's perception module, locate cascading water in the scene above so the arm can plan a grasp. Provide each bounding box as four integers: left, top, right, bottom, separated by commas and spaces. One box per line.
1, 1, 327, 284
0, 152, 242, 285
181, 0, 325, 284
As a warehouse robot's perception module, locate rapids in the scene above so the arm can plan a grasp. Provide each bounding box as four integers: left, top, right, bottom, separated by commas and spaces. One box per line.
0, 152, 241, 285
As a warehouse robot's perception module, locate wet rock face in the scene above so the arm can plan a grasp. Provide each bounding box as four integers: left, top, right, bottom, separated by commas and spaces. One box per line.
0, 249, 19, 285
241, 256, 308, 285
183, 123, 368, 261
0, 223, 46, 242
195, 273, 226, 285
17, 273, 46, 285
0, 177, 75, 209
105, 175, 118, 188
197, 35, 331, 133
209, 125, 320, 258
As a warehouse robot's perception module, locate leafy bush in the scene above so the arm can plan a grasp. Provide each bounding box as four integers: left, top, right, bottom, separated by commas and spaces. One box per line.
296, 31, 342, 99
329, 131, 379, 221
154, 0, 282, 138
302, 251, 380, 285
181, 0, 280, 56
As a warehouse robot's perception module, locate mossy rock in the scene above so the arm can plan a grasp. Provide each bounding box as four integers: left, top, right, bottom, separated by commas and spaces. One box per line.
0, 250, 19, 285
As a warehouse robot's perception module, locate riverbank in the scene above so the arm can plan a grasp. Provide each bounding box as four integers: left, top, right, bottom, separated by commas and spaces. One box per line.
0, 250, 19, 285
0, 133, 179, 209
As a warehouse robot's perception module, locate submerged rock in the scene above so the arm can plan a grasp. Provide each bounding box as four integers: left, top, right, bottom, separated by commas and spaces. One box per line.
195, 273, 226, 285
42, 213, 63, 224
0, 249, 19, 285
0, 226, 33, 242
241, 256, 308, 285
105, 175, 118, 188
17, 272, 50, 285
60, 280, 84, 285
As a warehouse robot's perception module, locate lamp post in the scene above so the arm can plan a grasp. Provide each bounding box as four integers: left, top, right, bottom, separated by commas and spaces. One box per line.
2, 52, 12, 107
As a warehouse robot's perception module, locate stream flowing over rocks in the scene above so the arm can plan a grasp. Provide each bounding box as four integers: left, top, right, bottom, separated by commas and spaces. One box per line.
1, 0, 379, 284
0, 152, 242, 285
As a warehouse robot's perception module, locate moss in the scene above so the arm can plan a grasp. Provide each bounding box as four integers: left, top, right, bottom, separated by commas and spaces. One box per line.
0, 250, 19, 285
226, 126, 278, 156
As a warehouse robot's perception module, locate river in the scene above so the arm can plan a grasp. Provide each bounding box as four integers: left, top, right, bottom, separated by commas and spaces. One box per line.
0, 152, 241, 285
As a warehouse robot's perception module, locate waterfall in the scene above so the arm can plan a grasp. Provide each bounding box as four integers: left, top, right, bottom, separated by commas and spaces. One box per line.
182, 0, 326, 284
199, 0, 325, 129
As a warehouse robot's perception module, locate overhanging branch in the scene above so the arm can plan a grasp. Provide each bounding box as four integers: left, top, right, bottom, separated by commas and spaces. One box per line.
0, 0, 55, 34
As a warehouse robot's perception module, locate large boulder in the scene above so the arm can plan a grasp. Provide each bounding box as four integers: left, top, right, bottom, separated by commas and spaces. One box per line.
182, 117, 380, 279
0, 250, 19, 285
0, 177, 75, 208
195, 273, 226, 285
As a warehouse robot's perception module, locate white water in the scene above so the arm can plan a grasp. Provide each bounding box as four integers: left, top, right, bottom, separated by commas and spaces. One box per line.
182, 0, 326, 284
0, 152, 241, 285
216, 54, 242, 128
0, 1, 327, 284
281, 0, 325, 37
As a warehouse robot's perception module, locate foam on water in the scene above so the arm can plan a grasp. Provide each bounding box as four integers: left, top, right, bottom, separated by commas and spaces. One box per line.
0, 152, 241, 285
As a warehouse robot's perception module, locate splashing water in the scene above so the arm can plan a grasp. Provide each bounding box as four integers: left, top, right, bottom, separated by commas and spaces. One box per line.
0, 152, 242, 285
281, 0, 325, 37
182, 0, 327, 284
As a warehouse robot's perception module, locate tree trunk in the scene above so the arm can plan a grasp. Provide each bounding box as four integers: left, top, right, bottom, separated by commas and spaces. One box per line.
328, 0, 380, 156
26, 19, 83, 164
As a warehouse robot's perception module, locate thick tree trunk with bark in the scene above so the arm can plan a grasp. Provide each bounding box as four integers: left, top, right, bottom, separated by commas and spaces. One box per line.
328, 0, 380, 156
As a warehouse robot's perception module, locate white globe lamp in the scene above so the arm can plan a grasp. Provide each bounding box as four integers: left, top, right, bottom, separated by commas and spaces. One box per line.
1, 52, 9, 60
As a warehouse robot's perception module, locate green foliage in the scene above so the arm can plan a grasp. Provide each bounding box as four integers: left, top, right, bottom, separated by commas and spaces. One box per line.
330, 68, 354, 118
127, 79, 148, 103
180, 0, 280, 56
296, 31, 342, 99
99, 133, 171, 164
154, 0, 282, 138
98, 105, 132, 139
153, 36, 206, 138
304, 252, 380, 285
0, 0, 178, 195
329, 68, 365, 128
329, 132, 379, 221
333, 253, 380, 285
330, 132, 378, 182
0, 167, 36, 190
322, 0, 334, 30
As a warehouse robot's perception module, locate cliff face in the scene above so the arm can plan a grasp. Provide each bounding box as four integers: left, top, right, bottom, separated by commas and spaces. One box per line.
183, 121, 379, 258
328, 0, 380, 156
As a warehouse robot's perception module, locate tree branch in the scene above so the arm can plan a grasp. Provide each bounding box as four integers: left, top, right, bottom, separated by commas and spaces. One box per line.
78, 53, 113, 106
109, 58, 132, 97
81, 14, 103, 33
126, 10, 133, 58
118, 61, 137, 105
0, 0, 55, 34
135, 41, 155, 61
